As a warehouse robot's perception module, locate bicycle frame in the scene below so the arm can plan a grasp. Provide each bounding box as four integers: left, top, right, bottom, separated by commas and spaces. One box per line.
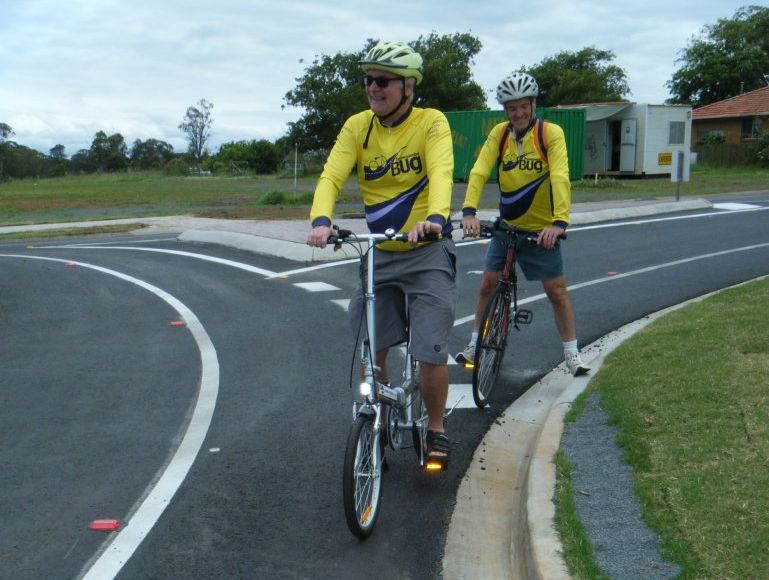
347, 231, 427, 457
336, 227, 440, 539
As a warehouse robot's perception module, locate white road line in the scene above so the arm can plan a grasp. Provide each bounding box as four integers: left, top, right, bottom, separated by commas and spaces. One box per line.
33, 245, 278, 277
293, 281, 340, 292
712, 202, 761, 211
0, 254, 220, 580
448, 384, 475, 409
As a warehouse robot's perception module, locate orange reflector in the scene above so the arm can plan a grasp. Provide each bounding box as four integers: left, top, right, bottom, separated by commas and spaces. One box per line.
424, 461, 444, 472
89, 519, 120, 531
463, 362, 475, 369
361, 505, 372, 524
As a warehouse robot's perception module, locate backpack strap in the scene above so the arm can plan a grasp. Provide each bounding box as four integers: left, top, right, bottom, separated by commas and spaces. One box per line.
497, 123, 513, 167
533, 119, 549, 161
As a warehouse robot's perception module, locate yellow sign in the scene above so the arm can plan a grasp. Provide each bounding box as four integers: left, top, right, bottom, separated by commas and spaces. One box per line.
658, 152, 672, 165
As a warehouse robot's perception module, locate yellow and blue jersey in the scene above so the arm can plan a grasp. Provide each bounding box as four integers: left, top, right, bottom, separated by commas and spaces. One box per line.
462, 118, 571, 231
310, 107, 454, 251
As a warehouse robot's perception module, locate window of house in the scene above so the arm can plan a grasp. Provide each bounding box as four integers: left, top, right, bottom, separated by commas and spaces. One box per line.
669, 121, 685, 145
741, 117, 762, 139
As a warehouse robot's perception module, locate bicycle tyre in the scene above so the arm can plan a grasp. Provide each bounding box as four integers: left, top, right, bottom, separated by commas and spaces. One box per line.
472, 286, 510, 408
342, 414, 383, 539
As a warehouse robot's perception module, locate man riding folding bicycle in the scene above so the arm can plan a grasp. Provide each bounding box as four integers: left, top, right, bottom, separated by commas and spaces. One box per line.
307, 41, 457, 469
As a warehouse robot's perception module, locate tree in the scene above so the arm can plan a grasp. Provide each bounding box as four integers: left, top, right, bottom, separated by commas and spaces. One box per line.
0, 122, 13, 142
130, 138, 175, 170
88, 131, 128, 172
283, 52, 369, 151
178, 99, 214, 164
49, 144, 67, 161
412, 32, 486, 111
522, 47, 630, 107
284, 33, 486, 150
0, 142, 48, 179
667, 6, 769, 107
215, 139, 283, 174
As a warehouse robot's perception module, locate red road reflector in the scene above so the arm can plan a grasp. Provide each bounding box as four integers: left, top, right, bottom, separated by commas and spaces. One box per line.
607, 271, 620, 276
168, 320, 186, 327
66, 262, 77, 268
89, 519, 121, 531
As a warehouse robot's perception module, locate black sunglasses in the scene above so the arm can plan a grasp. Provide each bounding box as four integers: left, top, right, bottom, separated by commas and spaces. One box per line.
363, 75, 402, 88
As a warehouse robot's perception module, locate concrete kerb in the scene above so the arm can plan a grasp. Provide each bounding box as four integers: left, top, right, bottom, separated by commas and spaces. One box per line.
171, 198, 713, 260
177, 230, 366, 262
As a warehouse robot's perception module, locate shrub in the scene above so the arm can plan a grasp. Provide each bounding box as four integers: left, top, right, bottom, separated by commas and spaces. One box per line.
164, 158, 190, 176
259, 190, 287, 205
755, 132, 769, 165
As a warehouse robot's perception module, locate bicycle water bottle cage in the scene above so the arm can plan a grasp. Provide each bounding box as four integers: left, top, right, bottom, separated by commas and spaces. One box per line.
515, 309, 533, 325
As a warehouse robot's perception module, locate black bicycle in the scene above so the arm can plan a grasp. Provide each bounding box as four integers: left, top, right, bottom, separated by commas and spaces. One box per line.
469, 218, 564, 408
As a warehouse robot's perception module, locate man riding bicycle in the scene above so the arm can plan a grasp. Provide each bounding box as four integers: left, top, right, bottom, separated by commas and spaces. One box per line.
307, 41, 457, 468
456, 71, 590, 376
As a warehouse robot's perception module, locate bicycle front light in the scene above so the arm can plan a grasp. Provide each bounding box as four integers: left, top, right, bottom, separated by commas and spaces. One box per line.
359, 382, 372, 397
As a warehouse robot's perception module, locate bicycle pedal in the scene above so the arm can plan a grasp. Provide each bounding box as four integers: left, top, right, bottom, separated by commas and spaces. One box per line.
423, 459, 448, 473
515, 309, 533, 324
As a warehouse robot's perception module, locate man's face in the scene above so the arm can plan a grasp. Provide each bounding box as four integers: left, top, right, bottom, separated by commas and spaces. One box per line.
504, 98, 535, 132
364, 68, 407, 116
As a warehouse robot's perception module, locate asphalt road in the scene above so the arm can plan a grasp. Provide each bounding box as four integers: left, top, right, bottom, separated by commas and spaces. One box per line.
1, 194, 768, 579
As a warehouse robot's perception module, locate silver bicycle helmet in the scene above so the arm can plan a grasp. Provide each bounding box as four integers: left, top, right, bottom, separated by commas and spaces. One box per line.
496, 72, 539, 104
359, 41, 423, 85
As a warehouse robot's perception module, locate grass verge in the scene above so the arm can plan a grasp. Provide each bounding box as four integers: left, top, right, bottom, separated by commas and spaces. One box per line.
557, 276, 769, 577
1, 165, 767, 226
0, 223, 148, 241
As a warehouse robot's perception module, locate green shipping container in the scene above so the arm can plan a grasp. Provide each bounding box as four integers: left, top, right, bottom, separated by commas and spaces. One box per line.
445, 108, 585, 182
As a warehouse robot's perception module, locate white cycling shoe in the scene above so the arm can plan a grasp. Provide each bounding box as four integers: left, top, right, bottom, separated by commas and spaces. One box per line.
566, 352, 591, 376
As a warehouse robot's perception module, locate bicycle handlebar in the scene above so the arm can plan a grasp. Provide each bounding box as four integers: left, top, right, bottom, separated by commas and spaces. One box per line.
327, 227, 440, 246
478, 217, 566, 241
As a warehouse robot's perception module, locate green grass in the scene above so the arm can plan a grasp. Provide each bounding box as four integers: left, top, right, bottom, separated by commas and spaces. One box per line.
1, 165, 767, 226
557, 277, 769, 578
571, 164, 769, 202
0, 171, 351, 225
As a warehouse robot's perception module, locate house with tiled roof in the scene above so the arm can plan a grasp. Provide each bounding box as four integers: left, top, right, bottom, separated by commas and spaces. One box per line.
692, 85, 769, 144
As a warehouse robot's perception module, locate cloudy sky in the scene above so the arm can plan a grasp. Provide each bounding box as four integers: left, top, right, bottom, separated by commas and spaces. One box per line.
0, 0, 753, 156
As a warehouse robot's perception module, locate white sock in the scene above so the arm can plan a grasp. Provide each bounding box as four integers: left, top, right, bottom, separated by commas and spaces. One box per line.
470, 331, 478, 346
563, 339, 578, 356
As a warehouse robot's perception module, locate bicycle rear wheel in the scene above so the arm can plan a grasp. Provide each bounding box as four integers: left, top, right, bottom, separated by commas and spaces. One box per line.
342, 414, 383, 539
472, 286, 510, 408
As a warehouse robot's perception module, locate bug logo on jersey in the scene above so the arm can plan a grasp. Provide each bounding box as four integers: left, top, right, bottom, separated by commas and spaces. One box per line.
364, 150, 423, 181
501, 153, 543, 173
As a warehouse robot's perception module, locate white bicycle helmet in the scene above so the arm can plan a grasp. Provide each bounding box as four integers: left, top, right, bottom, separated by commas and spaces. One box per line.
496, 72, 539, 104
359, 41, 423, 85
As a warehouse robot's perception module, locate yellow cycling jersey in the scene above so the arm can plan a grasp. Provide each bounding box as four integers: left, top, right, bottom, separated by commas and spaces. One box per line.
310, 107, 454, 251
462, 118, 571, 232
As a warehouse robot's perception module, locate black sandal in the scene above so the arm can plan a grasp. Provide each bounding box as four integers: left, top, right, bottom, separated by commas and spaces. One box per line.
424, 431, 450, 472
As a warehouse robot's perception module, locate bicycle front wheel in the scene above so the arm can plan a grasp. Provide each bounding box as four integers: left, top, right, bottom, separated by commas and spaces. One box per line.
342, 414, 383, 539
472, 286, 510, 408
